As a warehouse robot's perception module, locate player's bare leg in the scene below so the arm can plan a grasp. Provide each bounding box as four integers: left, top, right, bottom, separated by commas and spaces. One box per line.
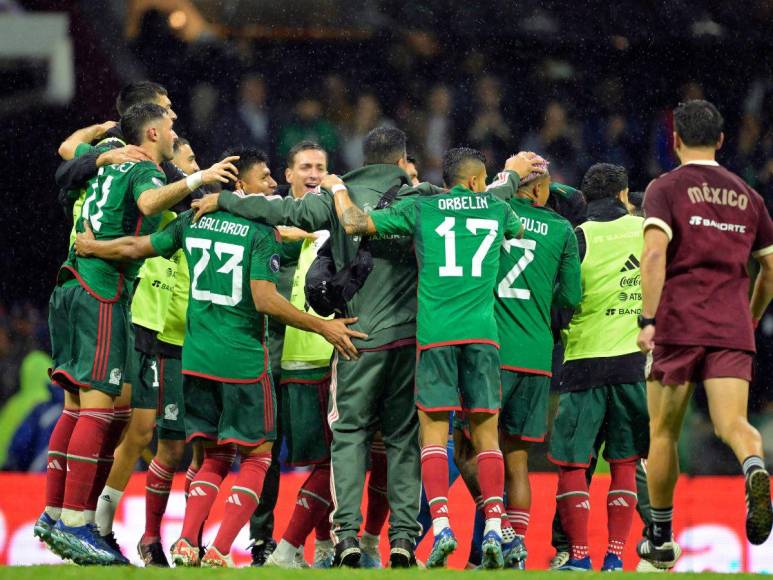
200, 442, 273, 568
704, 378, 771, 544
468, 412, 506, 569
418, 410, 457, 567
639, 379, 692, 569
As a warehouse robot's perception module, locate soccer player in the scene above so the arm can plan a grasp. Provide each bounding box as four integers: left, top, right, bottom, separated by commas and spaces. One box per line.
548, 163, 650, 572
637, 99, 773, 568
74, 183, 366, 568
328, 147, 546, 569
192, 127, 424, 567
36, 103, 238, 566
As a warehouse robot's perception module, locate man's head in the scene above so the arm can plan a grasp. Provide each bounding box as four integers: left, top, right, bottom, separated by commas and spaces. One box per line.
581, 163, 629, 208
406, 155, 420, 186
286, 141, 328, 198
116, 81, 176, 120
363, 126, 408, 168
517, 158, 551, 206
442, 147, 487, 193
673, 99, 724, 156
172, 137, 199, 175
223, 147, 276, 195
121, 103, 176, 162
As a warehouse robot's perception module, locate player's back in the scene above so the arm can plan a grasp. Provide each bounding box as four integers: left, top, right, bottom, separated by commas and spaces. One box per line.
413, 185, 517, 348
643, 162, 773, 351
180, 209, 280, 381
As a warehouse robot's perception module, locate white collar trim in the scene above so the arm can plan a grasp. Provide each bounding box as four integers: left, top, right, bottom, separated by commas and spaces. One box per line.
682, 160, 720, 166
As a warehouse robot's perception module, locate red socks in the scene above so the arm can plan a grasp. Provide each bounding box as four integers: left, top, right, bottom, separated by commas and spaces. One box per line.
45, 409, 79, 513
421, 445, 450, 521
184, 464, 200, 499
143, 459, 175, 542
507, 508, 530, 537
181, 445, 236, 543
477, 450, 506, 522
607, 460, 638, 556
364, 444, 389, 536
283, 464, 332, 547
63, 408, 114, 512
557, 467, 590, 560
315, 505, 333, 542
212, 452, 272, 554
86, 406, 130, 512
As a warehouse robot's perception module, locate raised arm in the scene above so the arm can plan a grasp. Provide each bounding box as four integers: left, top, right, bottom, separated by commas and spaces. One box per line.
251, 279, 367, 360
323, 174, 377, 235
58, 121, 117, 160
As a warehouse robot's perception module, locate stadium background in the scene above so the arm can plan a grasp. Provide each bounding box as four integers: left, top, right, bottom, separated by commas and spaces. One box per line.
0, 0, 771, 571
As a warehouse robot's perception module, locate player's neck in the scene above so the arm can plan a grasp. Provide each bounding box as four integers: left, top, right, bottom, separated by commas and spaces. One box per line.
141, 143, 163, 165
677, 146, 716, 165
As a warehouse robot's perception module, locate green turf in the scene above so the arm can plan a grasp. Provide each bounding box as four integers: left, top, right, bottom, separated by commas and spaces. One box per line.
0, 567, 759, 580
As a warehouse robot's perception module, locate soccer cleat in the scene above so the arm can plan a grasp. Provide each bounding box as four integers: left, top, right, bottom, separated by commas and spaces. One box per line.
249, 537, 277, 567
33, 512, 57, 548
426, 527, 457, 568
636, 537, 681, 572
389, 538, 417, 568
636, 536, 679, 570
601, 552, 623, 572
49, 520, 117, 565
480, 530, 504, 569
745, 468, 773, 545
550, 550, 570, 570
557, 555, 593, 571
332, 536, 361, 568
265, 547, 308, 569
503, 534, 527, 569
97, 530, 130, 565
313, 539, 334, 568
201, 546, 234, 568
360, 533, 382, 568
138, 540, 170, 567
170, 537, 200, 567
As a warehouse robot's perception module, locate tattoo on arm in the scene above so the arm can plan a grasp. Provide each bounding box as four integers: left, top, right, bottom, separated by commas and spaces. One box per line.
342, 206, 370, 234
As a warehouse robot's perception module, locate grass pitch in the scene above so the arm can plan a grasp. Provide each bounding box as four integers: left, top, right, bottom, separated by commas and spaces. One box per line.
0, 567, 759, 580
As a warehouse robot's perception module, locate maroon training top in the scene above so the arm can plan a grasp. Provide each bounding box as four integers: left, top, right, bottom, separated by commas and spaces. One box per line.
643, 160, 773, 352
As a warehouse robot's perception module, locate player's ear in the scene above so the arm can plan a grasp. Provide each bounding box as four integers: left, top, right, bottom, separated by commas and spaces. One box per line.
716, 132, 725, 151
285, 167, 293, 185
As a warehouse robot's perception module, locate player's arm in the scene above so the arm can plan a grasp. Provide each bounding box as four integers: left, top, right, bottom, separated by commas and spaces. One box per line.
57, 121, 117, 160
135, 156, 238, 216
750, 201, 773, 324
74, 221, 157, 261
637, 227, 669, 352
323, 175, 378, 235
55, 144, 151, 190
554, 228, 582, 308
503, 204, 524, 239
485, 152, 546, 201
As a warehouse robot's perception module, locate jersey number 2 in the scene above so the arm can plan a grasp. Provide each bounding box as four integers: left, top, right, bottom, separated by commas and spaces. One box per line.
497, 238, 536, 299
186, 237, 244, 306
435, 217, 499, 277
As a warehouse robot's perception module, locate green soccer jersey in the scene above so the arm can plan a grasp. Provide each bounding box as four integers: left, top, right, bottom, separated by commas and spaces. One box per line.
370, 180, 522, 348
495, 197, 581, 374
60, 160, 165, 300
150, 209, 281, 382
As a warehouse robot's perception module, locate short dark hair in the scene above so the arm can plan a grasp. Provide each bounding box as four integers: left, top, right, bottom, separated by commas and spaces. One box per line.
120, 103, 168, 146
363, 126, 407, 165
442, 147, 486, 187
116, 81, 168, 116
673, 99, 724, 147
406, 154, 418, 166
221, 146, 269, 189
287, 140, 326, 168
581, 163, 629, 202
173, 136, 190, 152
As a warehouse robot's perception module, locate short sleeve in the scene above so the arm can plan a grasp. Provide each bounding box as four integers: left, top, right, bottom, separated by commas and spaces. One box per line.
503, 204, 523, 239
752, 195, 773, 258
132, 162, 166, 202
150, 211, 190, 258
370, 198, 416, 236
642, 178, 673, 240
74, 143, 95, 158
250, 228, 281, 283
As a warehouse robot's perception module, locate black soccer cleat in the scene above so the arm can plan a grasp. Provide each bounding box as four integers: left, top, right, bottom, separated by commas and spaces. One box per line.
138, 540, 169, 567
332, 537, 361, 568
636, 532, 679, 570
745, 468, 773, 545
250, 537, 277, 567
389, 538, 417, 568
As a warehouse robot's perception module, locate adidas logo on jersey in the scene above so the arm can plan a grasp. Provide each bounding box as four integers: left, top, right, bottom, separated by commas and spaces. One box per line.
575, 500, 591, 510
226, 494, 242, 506
608, 497, 630, 507
619, 254, 640, 272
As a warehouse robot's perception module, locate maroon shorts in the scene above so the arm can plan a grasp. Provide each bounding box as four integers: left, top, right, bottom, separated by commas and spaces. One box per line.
649, 344, 753, 385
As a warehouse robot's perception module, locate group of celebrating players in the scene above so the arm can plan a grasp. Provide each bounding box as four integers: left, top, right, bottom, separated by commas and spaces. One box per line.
30, 80, 773, 571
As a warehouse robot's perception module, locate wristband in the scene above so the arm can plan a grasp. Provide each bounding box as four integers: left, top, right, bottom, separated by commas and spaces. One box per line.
186, 171, 203, 191
331, 184, 347, 195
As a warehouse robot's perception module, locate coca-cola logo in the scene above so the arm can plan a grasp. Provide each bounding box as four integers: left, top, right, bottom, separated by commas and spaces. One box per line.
619, 274, 640, 288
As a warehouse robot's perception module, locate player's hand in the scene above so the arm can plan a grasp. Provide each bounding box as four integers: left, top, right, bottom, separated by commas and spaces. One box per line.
505, 151, 546, 179
320, 174, 344, 191
637, 325, 656, 353
97, 145, 152, 167
191, 193, 220, 222
95, 121, 118, 138
277, 226, 316, 242
319, 316, 368, 360
74, 219, 96, 257
201, 156, 239, 186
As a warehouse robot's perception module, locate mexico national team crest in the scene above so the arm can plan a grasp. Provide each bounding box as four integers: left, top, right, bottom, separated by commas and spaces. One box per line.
164, 404, 179, 421
270, 254, 280, 273
109, 368, 122, 385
